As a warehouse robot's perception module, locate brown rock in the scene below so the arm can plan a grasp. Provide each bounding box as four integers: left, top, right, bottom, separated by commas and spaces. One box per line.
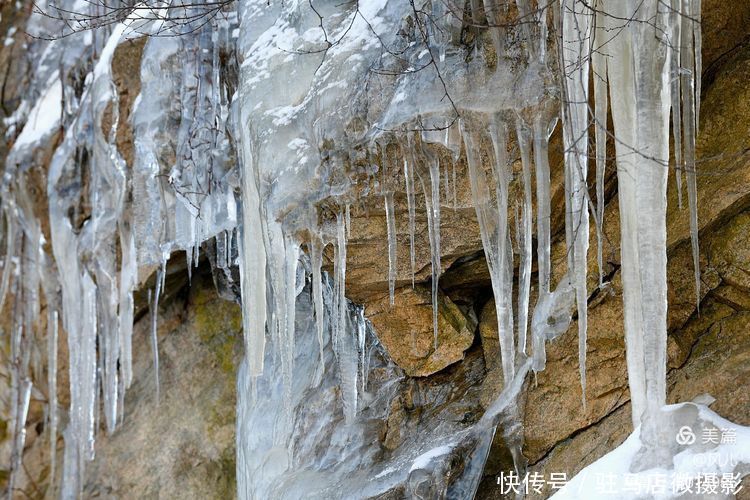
84, 271, 241, 499
666, 42, 750, 254
344, 193, 483, 304
366, 285, 477, 377
104, 37, 147, 169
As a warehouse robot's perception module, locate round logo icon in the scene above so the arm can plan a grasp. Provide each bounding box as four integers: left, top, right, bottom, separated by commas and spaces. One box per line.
676, 426, 696, 445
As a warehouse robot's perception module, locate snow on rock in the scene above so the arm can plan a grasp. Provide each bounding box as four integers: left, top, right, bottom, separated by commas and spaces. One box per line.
12, 77, 62, 150
553, 403, 750, 499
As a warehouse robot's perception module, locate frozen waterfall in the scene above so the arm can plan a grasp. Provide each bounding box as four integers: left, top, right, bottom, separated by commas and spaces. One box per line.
0, 0, 747, 498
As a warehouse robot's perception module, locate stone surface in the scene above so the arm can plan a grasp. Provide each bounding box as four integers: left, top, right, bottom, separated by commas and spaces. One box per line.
83, 271, 241, 499
102, 37, 147, 169
366, 285, 477, 377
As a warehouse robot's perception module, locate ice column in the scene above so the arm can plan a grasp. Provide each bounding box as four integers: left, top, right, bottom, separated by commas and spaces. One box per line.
560, 0, 592, 407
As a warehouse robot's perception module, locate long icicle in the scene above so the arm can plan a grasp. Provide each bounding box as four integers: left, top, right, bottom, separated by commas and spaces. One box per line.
560, 0, 592, 409
670, 0, 684, 209
384, 191, 397, 306
404, 142, 417, 288
592, 5, 608, 288
311, 236, 326, 378
48, 308, 59, 492
681, 0, 701, 310
514, 116, 533, 356
237, 124, 268, 379
462, 116, 515, 385
531, 113, 557, 372
421, 143, 442, 350
150, 262, 163, 403
334, 211, 357, 422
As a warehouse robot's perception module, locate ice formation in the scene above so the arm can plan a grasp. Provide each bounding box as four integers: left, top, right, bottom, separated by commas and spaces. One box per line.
0, 0, 746, 498
553, 402, 750, 499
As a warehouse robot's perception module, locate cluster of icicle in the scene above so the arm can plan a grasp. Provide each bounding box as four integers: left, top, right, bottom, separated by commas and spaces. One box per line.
0, 0, 705, 497
235, 0, 701, 428
0, 2, 240, 497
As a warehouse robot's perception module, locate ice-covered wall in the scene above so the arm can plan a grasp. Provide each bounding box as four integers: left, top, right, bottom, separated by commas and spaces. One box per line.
1, 0, 747, 498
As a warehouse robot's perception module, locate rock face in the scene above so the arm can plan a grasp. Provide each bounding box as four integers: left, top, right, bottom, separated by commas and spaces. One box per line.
366, 286, 477, 377
84, 271, 240, 499
1, 1, 750, 499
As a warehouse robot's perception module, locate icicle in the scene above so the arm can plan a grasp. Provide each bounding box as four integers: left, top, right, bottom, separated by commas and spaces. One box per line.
216, 232, 228, 271
531, 112, 557, 372
237, 120, 268, 379
356, 307, 367, 400
264, 223, 289, 413
447, 123, 462, 210
80, 272, 98, 462
9, 377, 32, 497
514, 116, 533, 356
8, 255, 29, 500
451, 158, 458, 210
420, 144, 442, 351
186, 244, 194, 283
333, 211, 357, 422
693, 0, 702, 134
280, 236, 299, 405
384, 192, 397, 306
592, 7, 608, 288
311, 237, 326, 378
48, 308, 59, 493
0, 211, 15, 311
226, 230, 233, 268
462, 117, 515, 384
604, 1, 677, 462
97, 258, 121, 436
150, 263, 163, 402
335, 213, 347, 357
403, 156, 416, 288
442, 156, 450, 205
489, 116, 515, 383
536, 0, 548, 62
533, 115, 555, 297
118, 223, 137, 388
670, 0, 684, 209
560, 0, 592, 408
681, 0, 701, 309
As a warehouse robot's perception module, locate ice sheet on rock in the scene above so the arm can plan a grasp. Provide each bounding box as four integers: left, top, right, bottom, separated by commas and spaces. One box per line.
237, 265, 522, 500
0, 0, 711, 498
531, 275, 576, 372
